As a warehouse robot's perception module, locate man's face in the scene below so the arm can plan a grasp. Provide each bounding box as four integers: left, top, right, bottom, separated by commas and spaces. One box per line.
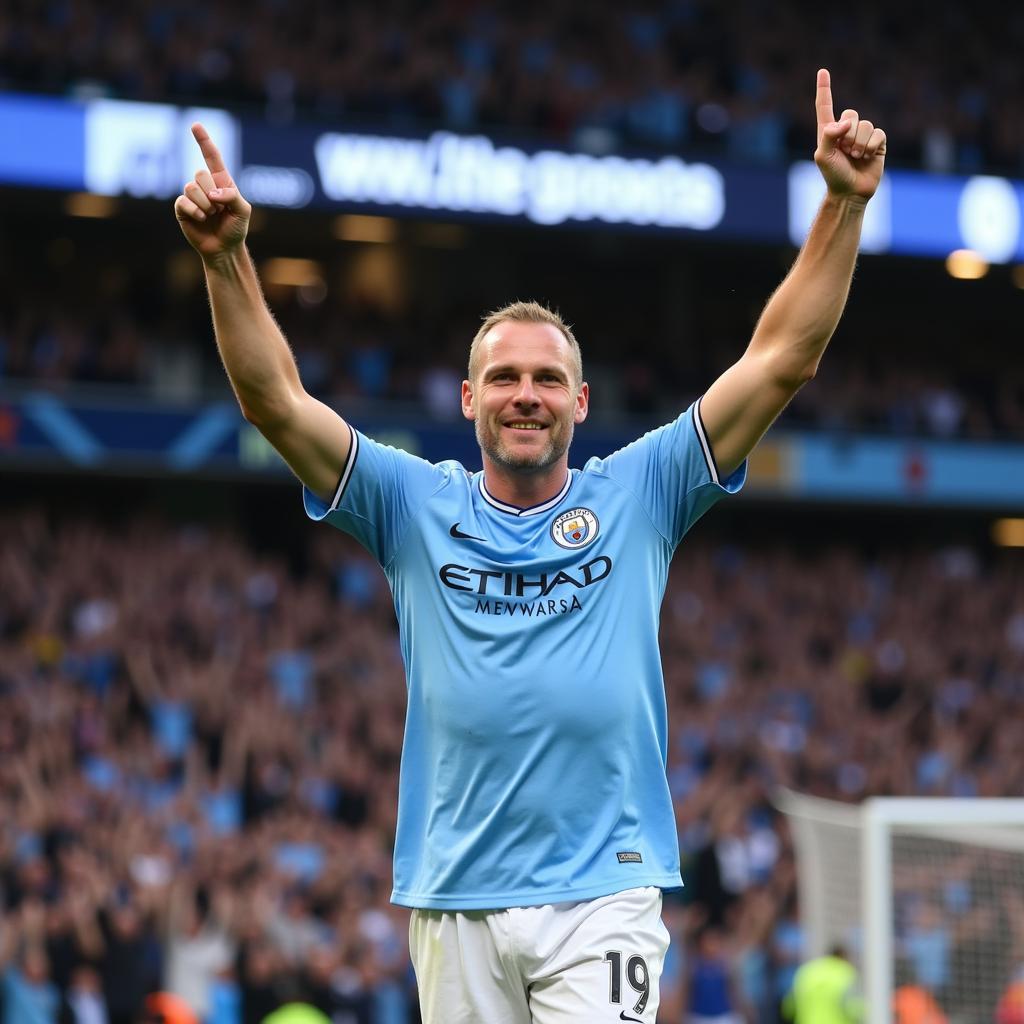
462, 321, 588, 474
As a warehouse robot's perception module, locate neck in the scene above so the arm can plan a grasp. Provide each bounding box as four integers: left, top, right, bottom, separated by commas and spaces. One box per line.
481, 456, 569, 509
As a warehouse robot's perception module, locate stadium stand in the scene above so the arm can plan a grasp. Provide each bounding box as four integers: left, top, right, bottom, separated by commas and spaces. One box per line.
1, 233, 1022, 442
3, 0, 1023, 173
1, 504, 1022, 1021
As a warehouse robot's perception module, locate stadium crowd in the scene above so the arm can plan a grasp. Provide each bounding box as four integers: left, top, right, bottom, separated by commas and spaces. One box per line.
2, 507, 1023, 1023
3, 0, 1023, 173
2, 291, 1022, 444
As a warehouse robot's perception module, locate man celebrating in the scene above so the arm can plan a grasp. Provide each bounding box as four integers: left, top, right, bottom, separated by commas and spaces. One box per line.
175, 70, 885, 1024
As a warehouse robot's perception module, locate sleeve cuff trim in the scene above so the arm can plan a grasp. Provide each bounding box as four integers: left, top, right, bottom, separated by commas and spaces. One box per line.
693, 398, 721, 486
328, 423, 359, 512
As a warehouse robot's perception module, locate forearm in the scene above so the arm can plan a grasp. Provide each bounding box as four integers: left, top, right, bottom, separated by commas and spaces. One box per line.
749, 192, 866, 384
203, 247, 304, 426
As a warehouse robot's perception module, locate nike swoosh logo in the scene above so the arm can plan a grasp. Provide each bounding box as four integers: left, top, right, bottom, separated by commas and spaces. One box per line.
449, 523, 486, 541
619, 1013, 643, 1023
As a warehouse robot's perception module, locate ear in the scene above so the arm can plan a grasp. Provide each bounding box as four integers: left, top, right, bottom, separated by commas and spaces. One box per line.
573, 381, 589, 424
461, 379, 476, 420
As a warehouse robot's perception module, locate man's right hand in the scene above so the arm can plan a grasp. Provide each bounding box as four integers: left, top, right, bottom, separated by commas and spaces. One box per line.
174, 123, 252, 262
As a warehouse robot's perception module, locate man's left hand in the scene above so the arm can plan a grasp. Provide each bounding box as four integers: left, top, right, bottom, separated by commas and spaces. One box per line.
814, 68, 887, 201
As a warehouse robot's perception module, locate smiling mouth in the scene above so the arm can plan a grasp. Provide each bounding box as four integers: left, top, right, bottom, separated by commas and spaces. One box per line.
504, 422, 546, 431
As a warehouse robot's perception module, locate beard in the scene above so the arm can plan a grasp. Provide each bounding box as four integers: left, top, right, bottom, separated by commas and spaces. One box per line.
475, 417, 574, 474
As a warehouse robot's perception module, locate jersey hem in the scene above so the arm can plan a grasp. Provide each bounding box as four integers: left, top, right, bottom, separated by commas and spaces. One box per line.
390, 873, 683, 910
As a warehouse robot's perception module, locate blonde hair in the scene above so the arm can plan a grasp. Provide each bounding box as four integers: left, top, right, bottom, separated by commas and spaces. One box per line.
468, 300, 582, 387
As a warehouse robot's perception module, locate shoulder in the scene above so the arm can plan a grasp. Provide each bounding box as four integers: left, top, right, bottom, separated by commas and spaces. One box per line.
347, 430, 466, 495
421, 457, 474, 500
434, 457, 471, 480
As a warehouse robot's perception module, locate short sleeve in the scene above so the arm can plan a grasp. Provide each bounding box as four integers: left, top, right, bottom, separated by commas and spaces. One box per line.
595, 399, 746, 546
303, 425, 448, 566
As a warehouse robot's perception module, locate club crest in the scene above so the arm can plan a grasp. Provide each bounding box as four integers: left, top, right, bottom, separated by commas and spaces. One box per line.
551, 507, 600, 549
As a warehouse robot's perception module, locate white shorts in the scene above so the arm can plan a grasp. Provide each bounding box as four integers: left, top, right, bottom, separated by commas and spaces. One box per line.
409, 886, 670, 1024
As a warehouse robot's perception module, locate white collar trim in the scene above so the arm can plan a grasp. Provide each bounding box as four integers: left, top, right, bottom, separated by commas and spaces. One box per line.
478, 472, 573, 517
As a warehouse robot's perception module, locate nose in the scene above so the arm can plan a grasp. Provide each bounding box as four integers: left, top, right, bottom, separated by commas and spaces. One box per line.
513, 375, 539, 407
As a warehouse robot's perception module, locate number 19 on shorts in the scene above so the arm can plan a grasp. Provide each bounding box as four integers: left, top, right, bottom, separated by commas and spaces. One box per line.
605, 950, 650, 1020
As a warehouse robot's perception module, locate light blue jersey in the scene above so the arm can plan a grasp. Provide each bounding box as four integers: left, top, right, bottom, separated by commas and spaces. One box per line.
304, 400, 745, 909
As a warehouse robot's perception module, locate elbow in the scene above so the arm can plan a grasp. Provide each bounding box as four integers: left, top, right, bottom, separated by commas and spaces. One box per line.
795, 361, 818, 385
767, 362, 817, 394
776, 352, 821, 389
239, 401, 270, 428
239, 402, 277, 433
239, 401, 260, 426
750, 338, 821, 390
238, 389, 298, 431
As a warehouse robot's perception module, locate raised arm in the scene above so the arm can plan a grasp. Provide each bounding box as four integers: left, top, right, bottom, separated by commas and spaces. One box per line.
174, 124, 349, 501
699, 69, 887, 475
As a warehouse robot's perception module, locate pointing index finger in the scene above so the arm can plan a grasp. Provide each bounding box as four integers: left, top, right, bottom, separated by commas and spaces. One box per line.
815, 68, 834, 138
191, 122, 229, 178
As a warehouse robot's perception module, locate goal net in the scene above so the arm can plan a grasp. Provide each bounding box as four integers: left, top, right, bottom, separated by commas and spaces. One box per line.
777, 792, 1024, 1024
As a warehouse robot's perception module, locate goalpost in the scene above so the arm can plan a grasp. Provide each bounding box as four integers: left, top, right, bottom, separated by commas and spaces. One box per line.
777, 791, 1024, 1024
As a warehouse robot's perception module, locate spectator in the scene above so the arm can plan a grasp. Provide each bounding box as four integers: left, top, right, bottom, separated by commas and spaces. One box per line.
1, 902, 60, 1024
783, 945, 863, 1023
680, 925, 749, 1024
61, 966, 109, 1024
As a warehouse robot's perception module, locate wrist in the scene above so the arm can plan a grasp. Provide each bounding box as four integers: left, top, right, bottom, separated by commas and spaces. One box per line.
823, 191, 869, 215
202, 245, 248, 278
